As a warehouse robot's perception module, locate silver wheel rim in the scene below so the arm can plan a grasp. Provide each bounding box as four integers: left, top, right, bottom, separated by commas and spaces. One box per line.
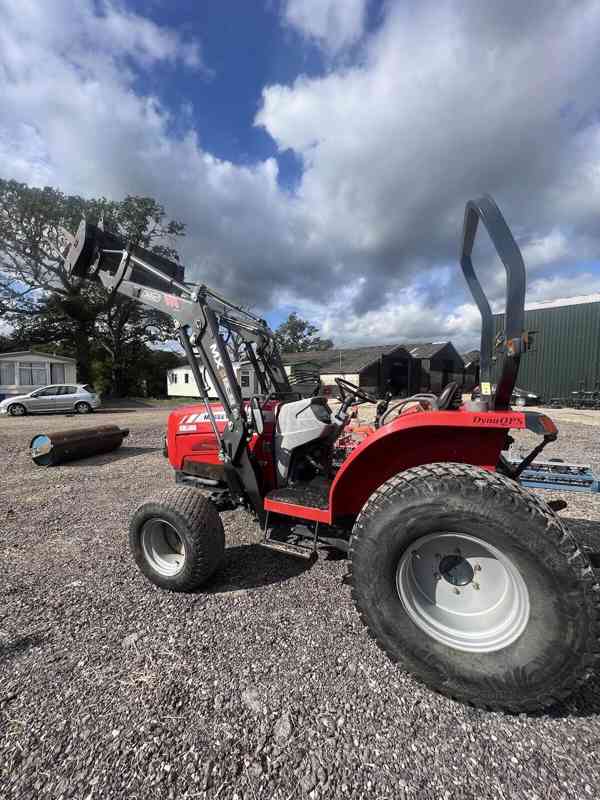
76, 403, 90, 413
396, 532, 530, 653
10, 405, 24, 416
141, 518, 185, 577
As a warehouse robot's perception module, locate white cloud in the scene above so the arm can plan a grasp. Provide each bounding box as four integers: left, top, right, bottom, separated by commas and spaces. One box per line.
98, 1, 205, 70
256, 0, 600, 335
521, 230, 569, 271
282, 0, 367, 53
527, 272, 600, 305
275, 281, 482, 351
2, 0, 600, 351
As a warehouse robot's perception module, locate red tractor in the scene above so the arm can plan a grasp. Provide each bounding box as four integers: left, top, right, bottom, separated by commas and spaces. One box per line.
63, 196, 599, 712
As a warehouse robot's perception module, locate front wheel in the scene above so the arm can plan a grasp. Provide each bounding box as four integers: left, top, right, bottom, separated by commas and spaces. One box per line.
349, 463, 600, 712
9, 403, 26, 416
129, 488, 225, 592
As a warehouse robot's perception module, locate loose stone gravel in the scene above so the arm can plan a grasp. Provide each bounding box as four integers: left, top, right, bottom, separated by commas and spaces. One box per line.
1, 404, 600, 799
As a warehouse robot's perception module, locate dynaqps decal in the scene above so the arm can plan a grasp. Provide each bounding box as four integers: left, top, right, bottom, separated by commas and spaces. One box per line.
473, 415, 522, 426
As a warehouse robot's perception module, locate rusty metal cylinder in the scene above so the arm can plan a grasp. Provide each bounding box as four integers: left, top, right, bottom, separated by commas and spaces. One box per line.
30, 425, 129, 466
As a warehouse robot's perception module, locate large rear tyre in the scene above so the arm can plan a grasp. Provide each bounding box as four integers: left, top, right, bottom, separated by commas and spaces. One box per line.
129, 488, 225, 592
349, 463, 600, 712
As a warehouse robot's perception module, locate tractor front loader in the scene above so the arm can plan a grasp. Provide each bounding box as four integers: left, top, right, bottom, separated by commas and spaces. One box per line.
61, 196, 600, 712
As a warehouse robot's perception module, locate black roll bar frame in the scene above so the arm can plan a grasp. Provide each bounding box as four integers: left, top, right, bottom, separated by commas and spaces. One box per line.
460, 195, 528, 410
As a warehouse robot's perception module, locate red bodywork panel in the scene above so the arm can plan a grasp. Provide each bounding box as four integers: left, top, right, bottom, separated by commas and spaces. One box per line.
326, 410, 523, 522
167, 401, 279, 489
167, 402, 553, 525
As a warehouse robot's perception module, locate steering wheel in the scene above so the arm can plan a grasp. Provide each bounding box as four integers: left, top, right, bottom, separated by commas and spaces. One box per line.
335, 377, 377, 404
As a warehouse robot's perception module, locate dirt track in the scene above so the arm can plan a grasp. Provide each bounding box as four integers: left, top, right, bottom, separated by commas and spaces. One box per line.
1, 403, 600, 799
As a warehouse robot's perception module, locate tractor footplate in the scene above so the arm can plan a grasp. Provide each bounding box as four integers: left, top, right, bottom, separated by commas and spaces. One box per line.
265, 479, 331, 510
259, 539, 316, 560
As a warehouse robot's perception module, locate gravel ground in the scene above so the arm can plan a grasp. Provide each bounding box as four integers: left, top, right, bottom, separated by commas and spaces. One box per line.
1, 404, 600, 800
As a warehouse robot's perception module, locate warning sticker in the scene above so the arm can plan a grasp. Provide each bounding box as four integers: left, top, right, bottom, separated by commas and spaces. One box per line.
481, 382, 492, 395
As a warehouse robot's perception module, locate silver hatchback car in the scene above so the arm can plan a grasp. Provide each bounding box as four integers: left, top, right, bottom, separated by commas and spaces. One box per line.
0, 384, 101, 416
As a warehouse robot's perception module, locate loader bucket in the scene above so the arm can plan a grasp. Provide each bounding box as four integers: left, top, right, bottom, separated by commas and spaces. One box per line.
62, 217, 186, 290
62, 218, 99, 280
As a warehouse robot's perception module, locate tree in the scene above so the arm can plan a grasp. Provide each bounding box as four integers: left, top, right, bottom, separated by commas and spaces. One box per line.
274, 312, 333, 353
0, 178, 185, 389
95, 302, 176, 396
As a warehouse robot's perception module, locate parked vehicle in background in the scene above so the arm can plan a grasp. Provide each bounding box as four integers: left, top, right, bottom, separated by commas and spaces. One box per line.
471, 384, 540, 407
0, 384, 100, 416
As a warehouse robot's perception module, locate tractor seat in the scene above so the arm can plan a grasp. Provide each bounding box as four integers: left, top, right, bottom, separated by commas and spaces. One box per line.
437, 381, 460, 410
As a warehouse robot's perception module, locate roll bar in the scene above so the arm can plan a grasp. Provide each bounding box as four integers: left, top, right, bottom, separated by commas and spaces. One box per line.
460, 195, 529, 410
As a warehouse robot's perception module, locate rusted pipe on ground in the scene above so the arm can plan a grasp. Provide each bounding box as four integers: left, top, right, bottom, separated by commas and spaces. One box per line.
30, 425, 129, 466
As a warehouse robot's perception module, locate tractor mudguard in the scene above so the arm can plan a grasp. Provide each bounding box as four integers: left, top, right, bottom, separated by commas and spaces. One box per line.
328, 409, 552, 521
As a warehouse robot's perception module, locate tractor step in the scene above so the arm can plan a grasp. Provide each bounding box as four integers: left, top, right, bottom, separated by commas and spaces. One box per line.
261, 515, 319, 560
259, 539, 316, 560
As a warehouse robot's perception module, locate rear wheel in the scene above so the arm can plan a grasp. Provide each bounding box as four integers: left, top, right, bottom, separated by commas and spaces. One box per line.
8, 403, 26, 416
349, 463, 600, 712
129, 488, 225, 592
75, 401, 92, 414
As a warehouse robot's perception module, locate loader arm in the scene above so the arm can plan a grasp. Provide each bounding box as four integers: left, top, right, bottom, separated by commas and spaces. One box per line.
61, 218, 292, 520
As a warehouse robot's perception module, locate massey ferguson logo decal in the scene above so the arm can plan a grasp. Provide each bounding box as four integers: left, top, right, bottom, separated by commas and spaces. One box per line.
180, 411, 228, 424
165, 295, 180, 309
209, 342, 224, 370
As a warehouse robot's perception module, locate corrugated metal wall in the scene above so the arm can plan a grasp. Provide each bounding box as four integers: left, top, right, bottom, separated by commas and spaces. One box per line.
494, 301, 600, 400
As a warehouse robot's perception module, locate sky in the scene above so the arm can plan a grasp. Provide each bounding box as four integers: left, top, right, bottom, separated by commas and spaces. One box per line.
2, 0, 600, 351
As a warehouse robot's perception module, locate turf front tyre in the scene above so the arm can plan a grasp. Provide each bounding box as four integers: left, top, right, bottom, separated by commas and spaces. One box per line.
349, 463, 600, 712
129, 487, 225, 592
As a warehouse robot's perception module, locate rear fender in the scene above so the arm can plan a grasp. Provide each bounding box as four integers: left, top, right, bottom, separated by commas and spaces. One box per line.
328, 409, 549, 520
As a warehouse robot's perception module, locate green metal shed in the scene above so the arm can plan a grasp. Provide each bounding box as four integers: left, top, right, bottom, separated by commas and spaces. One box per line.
494, 294, 600, 401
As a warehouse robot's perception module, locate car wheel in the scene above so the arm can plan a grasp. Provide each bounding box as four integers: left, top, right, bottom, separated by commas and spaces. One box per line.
8, 403, 26, 416
75, 401, 92, 414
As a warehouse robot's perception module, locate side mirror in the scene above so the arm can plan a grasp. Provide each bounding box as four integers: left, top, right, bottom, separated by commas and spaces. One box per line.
251, 396, 264, 435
